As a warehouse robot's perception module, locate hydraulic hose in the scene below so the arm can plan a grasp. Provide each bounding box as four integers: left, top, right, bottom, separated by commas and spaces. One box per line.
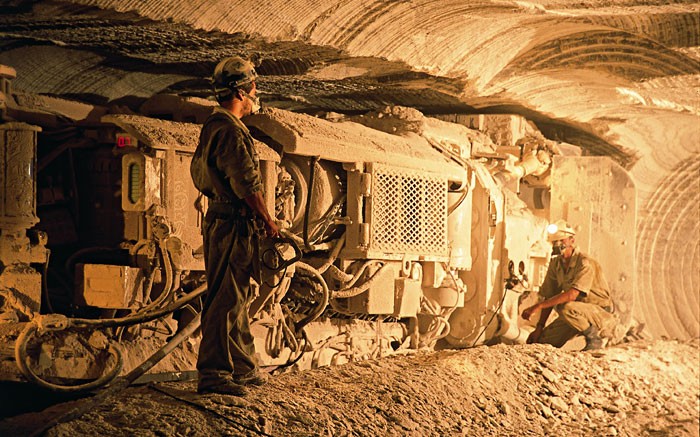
470, 287, 510, 348
0, 284, 205, 333
129, 239, 150, 257
424, 137, 469, 191
2, 231, 204, 394
280, 229, 332, 252
332, 262, 389, 299
10, 204, 238, 394
316, 234, 346, 274
341, 260, 379, 289
327, 264, 353, 283
447, 188, 469, 216
139, 240, 175, 312
68, 283, 206, 329
293, 262, 329, 331
419, 315, 451, 347
120, 312, 201, 386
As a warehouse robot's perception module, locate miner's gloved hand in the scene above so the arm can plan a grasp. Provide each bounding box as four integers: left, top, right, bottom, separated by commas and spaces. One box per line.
527, 325, 543, 344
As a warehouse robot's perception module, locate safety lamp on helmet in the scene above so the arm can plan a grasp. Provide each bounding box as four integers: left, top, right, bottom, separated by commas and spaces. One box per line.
546, 220, 576, 242
546, 222, 561, 236
547, 220, 576, 256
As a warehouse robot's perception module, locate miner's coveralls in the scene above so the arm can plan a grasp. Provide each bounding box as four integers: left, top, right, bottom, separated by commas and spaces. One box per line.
537, 249, 617, 347
190, 107, 262, 388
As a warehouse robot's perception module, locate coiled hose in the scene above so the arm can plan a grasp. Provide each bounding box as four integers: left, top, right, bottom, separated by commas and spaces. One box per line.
14, 322, 124, 393
6, 284, 206, 392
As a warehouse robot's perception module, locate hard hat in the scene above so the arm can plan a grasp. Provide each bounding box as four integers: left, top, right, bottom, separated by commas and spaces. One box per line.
546, 219, 576, 242
211, 56, 258, 100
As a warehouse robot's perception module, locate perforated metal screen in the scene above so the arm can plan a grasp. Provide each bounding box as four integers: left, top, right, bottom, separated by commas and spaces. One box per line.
369, 164, 448, 257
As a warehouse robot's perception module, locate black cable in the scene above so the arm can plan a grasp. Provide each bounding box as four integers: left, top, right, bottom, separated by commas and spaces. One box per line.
41, 248, 54, 313
447, 188, 469, 216
308, 194, 345, 244
302, 156, 320, 251
264, 264, 288, 288
64, 246, 114, 278
470, 289, 509, 348
260, 245, 289, 288
275, 328, 309, 371
148, 384, 276, 437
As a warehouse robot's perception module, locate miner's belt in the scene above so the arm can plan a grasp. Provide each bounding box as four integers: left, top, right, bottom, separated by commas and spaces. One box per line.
207, 201, 251, 218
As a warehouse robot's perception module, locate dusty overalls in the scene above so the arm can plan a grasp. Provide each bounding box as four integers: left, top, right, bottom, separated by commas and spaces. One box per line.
196, 203, 259, 388
537, 249, 617, 347
190, 106, 264, 390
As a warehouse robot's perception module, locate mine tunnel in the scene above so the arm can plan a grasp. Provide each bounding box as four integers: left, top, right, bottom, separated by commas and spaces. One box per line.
0, 1, 698, 436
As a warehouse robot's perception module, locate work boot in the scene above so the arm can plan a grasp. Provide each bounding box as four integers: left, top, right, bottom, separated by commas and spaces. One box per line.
197, 378, 247, 396
233, 369, 269, 386
598, 313, 625, 345
582, 325, 604, 351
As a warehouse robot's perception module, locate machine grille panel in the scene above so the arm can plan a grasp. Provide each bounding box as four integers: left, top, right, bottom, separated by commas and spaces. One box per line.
370, 164, 448, 257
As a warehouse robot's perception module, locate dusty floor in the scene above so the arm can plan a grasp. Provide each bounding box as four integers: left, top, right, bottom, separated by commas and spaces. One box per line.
1, 339, 697, 436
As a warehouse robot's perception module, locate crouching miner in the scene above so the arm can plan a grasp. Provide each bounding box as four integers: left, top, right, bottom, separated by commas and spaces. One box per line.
521, 220, 618, 351
190, 56, 279, 395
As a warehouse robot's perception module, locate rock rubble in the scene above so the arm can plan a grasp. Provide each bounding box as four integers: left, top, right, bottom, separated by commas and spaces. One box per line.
1, 339, 697, 436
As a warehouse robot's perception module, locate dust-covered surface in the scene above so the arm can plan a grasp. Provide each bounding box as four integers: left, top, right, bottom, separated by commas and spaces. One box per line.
246, 107, 466, 180
1, 339, 697, 436
103, 114, 203, 151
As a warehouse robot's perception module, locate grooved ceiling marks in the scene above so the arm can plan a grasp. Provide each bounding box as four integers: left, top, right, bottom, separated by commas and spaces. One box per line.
505, 29, 700, 80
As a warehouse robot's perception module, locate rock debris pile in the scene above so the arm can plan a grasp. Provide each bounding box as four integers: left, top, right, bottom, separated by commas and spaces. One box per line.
1, 339, 698, 436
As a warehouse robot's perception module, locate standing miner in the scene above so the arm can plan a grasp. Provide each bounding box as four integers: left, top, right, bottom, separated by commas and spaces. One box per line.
190, 56, 279, 395
521, 220, 618, 351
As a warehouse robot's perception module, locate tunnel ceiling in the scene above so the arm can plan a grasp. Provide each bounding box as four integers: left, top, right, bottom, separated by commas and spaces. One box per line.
1, 0, 699, 340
